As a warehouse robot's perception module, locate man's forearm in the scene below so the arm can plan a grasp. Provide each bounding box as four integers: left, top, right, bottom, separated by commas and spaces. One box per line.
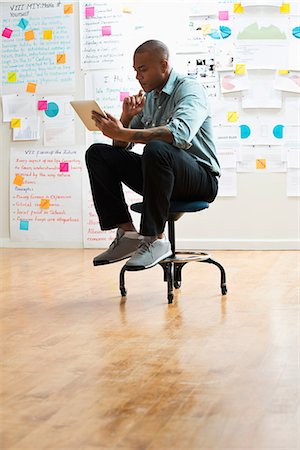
118, 126, 173, 145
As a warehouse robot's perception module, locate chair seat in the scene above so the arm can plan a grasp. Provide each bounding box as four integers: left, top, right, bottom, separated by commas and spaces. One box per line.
130, 200, 209, 214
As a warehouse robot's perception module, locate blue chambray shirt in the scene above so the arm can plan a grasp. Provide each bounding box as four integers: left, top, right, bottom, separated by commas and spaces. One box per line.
130, 69, 221, 176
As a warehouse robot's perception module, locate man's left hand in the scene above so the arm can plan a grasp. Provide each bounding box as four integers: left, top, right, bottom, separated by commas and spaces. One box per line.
91, 111, 124, 139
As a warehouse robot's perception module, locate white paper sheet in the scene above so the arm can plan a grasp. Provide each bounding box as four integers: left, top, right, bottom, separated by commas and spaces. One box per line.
242, 70, 282, 108
237, 146, 287, 172
219, 69, 250, 93
10, 147, 83, 242
13, 117, 40, 141
274, 71, 300, 94
218, 169, 237, 196
43, 119, 75, 147
287, 169, 300, 196
2, 94, 36, 122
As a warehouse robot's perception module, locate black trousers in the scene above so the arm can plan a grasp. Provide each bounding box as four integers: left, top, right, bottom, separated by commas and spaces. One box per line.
85, 140, 218, 236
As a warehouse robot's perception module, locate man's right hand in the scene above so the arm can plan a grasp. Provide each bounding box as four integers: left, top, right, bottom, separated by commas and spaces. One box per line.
122, 90, 145, 120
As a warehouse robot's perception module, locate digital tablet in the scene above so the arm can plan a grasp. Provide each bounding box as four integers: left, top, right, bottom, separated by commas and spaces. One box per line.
70, 100, 107, 131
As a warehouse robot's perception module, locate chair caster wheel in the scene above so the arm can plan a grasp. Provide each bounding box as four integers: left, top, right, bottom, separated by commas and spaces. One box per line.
221, 285, 227, 295
120, 287, 127, 297
168, 293, 174, 304
174, 281, 181, 289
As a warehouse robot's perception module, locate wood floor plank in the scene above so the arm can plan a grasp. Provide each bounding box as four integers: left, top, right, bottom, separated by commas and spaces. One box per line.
1, 249, 299, 449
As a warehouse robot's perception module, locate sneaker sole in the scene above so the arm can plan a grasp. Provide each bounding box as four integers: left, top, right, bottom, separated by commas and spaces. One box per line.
125, 249, 173, 271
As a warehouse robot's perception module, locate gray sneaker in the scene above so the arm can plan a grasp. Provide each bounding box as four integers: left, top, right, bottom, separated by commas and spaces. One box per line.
125, 237, 172, 270
93, 229, 143, 266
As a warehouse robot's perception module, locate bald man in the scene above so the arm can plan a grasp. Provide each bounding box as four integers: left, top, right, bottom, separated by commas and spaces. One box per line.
86, 40, 220, 270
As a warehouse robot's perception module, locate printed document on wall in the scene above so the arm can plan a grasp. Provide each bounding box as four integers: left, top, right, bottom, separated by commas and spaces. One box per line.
10, 147, 83, 242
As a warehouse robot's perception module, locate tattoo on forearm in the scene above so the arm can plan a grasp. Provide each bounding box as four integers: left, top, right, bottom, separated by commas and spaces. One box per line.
131, 127, 172, 143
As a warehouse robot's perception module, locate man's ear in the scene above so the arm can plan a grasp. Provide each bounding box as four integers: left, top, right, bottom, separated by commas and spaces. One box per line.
160, 59, 169, 73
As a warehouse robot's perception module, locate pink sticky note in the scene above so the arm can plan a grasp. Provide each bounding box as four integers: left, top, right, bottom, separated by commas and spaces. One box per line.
219, 10, 229, 20
120, 91, 129, 101
102, 26, 111, 36
85, 6, 95, 17
38, 100, 48, 110
60, 162, 69, 172
2, 28, 13, 38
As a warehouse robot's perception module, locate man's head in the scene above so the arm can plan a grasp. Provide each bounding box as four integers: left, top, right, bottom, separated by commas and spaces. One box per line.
133, 40, 171, 93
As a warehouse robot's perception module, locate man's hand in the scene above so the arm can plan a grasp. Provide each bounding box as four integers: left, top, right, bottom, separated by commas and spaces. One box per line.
122, 90, 145, 121
91, 111, 125, 140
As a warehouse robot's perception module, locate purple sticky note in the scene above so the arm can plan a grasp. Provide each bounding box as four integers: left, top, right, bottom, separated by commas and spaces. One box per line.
38, 100, 48, 110
120, 91, 130, 101
60, 162, 69, 172
2, 28, 13, 38
219, 10, 229, 20
102, 26, 111, 36
85, 6, 95, 17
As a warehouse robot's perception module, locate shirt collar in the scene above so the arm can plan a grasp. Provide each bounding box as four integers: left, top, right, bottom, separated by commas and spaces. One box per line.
153, 69, 176, 98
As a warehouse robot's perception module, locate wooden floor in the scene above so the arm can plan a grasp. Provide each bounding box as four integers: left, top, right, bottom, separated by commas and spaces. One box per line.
1, 249, 299, 450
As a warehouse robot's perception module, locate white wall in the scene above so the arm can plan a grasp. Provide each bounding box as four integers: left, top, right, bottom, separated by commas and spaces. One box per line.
1, 1, 299, 250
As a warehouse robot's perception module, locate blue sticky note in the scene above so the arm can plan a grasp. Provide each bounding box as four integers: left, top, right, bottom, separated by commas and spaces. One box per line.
20, 220, 29, 230
18, 18, 29, 30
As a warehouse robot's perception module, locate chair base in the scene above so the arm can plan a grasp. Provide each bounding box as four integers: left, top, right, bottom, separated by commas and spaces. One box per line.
119, 250, 227, 304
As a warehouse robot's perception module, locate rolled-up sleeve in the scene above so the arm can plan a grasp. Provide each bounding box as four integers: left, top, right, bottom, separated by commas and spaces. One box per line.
165, 81, 208, 150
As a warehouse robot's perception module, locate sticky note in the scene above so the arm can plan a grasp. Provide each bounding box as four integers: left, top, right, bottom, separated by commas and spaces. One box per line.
64, 4, 73, 14
11, 118, 21, 128
56, 53, 66, 64
233, 3, 244, 13
13, 174, 24, 186
60, 162, 69, 172
102, 26, 111, 36
25, 30, 34, 40
85, 6, 95, 17
40, 199, 50, 209
43, 30, 52, 40
2, 27, 13, 38
200, 23, 212, 35
256, 159, 266, 169
235, 64, 246, 75
280, 3, 290, 13
38, 100, 48, 110
18, 18, 29, 30
8, 72, 17, 82
219, 11, 229, 20
26, 82, 37, 93
278, 69, 289, 74
122, 6, 132, 13
227, 112, 238, 122
20, 220, 29, 231
120, 91, 129, 101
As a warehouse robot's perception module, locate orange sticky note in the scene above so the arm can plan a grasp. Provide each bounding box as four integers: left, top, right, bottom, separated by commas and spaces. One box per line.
25, 30, 34, 40
227, 111, 238, 122
56, 53, 66, 64
235, 64, 246, 75
233, 3, 244, 13
11, 118, 21, 128
43, 30, 52, 40
8, 72, 17, 82
280, 3, 290, 13
40, 199, 50, 209
13, 174, 24, 186
256, 159, 266, 169
64, 4, 73, 14
26, 82, 37, 93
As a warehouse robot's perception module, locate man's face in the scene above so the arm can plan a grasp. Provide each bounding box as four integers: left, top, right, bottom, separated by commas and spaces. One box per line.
133, 51, 166, 92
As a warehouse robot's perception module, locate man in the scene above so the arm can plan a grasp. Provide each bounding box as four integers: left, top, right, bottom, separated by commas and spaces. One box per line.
86, 39, 220, 270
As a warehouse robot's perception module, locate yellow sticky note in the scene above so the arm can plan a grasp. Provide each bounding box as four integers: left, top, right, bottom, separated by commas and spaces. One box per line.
26, 82, 37, 93
233, 3, 244, 13
278, 69, 289, 74
56, 53, 66, 64
200, 23, 212, 35
227, 111, 238, 122
8, 72, 17, 82
122, 6, 132, 13
235, 64, 246, 75
256, 159, 266, 169
43, 30, 52, 40
25, 30, 34, 40
11, 118, 21, 128
64, 4, 73, 14
280, 3, 290, 13
13, 174, 24, 186
40, 199, 50, 209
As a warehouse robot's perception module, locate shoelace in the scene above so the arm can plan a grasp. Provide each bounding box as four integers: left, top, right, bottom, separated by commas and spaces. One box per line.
136, 241, 153, 256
